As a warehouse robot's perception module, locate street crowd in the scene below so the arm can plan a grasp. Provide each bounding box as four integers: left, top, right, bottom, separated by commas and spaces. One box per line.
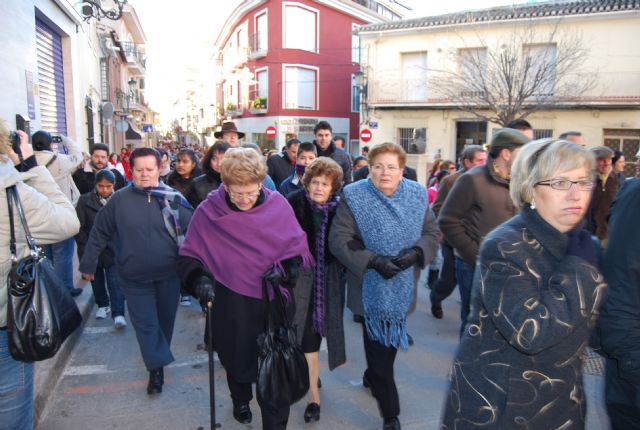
1, 116, 639, 430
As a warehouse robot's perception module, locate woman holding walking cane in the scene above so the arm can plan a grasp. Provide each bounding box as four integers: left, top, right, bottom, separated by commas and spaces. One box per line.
177, 148, 313, 430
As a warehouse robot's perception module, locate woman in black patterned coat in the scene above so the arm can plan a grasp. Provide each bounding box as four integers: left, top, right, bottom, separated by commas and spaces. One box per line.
441, 139, 607, 430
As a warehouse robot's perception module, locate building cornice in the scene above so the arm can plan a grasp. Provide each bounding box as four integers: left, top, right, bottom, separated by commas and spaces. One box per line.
214, 0, 268, 50
311, 0, 391, 23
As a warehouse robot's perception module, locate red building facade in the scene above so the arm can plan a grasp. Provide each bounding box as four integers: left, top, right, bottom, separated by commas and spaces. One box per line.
214, 0, 402, 154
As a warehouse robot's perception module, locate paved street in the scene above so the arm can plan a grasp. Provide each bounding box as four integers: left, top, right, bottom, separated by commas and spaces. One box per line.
37, 283, 610, 430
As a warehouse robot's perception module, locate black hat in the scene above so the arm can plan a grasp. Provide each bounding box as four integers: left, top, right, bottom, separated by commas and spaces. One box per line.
214, 122, 245, 139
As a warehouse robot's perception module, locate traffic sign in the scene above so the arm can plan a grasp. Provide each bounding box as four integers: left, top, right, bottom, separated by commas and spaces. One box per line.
265, 126, 277, 139
360, 128, 372, 143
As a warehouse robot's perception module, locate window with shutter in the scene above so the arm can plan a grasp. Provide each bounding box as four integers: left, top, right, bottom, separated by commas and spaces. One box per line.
36, 19, 67, 135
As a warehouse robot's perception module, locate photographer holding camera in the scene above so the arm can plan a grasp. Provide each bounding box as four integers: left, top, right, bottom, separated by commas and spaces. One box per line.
33, 130, 84, 297
1, 119, 80, 429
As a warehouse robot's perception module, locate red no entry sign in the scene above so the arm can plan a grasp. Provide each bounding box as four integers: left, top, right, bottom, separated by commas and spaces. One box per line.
360, 129, 372, 143
265, 126, 277, 139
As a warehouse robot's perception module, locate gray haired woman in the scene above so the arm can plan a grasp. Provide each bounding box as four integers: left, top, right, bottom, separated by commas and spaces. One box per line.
440, 139, 606, 429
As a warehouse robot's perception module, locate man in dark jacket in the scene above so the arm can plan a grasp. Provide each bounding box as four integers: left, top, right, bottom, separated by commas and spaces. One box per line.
586, 146, 619, 244
73, 143, 126, 194
267, 138, 299, 188
599, 178, 640, 429
313, 121, 352, 185
439, 128, 530, 334
429, 145, 486, 319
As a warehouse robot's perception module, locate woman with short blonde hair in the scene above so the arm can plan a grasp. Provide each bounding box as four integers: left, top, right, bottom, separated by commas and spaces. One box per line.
179, 147, 313, 429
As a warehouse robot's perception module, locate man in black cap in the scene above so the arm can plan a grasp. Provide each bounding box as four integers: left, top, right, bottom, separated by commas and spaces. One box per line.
73, 143, 126, 194
32, 130, 84, 296
439, 128, 530, 335
267, 138, 299, 188
214, 122, 245, 148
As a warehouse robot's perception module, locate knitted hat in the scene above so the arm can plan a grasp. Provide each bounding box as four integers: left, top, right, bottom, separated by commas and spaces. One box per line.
489, 128, 531, 152
590, 146, 614, 160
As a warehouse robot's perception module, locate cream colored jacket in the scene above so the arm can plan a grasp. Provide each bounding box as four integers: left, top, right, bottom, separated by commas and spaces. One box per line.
34, 135, 83, 206
0, 160, 80, 327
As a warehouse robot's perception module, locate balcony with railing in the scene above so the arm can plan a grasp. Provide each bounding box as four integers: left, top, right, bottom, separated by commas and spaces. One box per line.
248, 89, 268, 114
248, 32, 267, 60
120, 41, 146, 74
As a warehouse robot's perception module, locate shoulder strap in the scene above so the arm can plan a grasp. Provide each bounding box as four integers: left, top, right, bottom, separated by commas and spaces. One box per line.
45, 153, 57, 168
6, 186, 38, 256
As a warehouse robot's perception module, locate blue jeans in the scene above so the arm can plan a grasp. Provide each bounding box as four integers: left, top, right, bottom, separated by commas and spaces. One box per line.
44, 237, 75, 291
92, 265, 126, 317
0, 330, 34, 430
455, 257, 476, 337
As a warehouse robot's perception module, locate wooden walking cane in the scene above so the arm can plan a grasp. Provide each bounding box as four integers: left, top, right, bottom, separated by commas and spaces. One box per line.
207, 300, 221, 429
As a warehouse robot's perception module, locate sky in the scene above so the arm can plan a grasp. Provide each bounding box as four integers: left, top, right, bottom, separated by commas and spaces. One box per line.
132, 0, 537, 121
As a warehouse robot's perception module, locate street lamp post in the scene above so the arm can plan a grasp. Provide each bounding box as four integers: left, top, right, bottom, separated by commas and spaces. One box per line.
354, 70, 368, 125
81, 0, 127, 22
115, 78, 137, 150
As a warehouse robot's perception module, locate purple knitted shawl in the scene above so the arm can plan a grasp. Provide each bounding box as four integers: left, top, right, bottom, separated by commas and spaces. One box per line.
179, 185, 314, 300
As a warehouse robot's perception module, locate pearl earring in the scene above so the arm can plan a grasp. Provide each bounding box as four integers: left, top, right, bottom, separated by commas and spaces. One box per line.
530, 198, 536, 210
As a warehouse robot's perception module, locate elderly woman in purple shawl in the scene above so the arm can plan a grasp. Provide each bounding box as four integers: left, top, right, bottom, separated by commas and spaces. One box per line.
177, 148, 313, 430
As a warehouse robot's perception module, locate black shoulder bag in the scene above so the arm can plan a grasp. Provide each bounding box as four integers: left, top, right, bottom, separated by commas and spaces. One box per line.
6, 185, 82, 362
256, 267, 309, 410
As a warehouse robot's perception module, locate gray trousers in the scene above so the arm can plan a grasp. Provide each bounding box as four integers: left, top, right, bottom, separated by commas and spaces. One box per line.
120, 275, 180, 370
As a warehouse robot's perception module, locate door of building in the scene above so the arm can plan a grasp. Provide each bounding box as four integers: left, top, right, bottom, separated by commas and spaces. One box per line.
455, 121, 487, 161
603, 129, 640, 178
36, 18, 67, 137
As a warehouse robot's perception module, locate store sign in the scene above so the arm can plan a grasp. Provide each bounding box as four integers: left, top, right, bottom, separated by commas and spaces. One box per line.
280, 118, 318, 134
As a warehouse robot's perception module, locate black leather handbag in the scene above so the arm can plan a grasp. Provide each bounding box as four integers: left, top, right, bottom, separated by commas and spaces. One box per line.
6, 185, 82, 362
256, 267, 309, 410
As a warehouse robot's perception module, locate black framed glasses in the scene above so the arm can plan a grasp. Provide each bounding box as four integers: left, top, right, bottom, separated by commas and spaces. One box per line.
535, 178, 595, 191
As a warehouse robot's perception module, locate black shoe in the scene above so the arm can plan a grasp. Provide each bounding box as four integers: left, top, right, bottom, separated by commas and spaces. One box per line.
353, 314, 364, 324
407, 334, 414, 346
317, 377, 322, 389
303, 402, 320, 423
69, 287, 83, 297
431, 304, 443, 319
383, 417, 401, 430
146, 368, 163, 395
233, 403, 252, 424
363, 373, 372, 389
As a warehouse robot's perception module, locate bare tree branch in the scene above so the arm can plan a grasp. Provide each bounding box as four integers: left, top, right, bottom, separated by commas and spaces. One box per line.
430, 20, 598, 126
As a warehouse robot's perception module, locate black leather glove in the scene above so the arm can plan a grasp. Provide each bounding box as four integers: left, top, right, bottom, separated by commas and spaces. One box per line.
194, 276, 215, 308
566, 229, 599, 266
391, 247, 423, 271
263, 269, 283, 288
367, 255, 402, 280
281, 256, 302, 288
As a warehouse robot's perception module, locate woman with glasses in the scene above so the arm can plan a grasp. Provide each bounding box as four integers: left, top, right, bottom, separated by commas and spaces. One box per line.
440, 139, 606, 430
177, 148, 313, 430
329, 142, 439, 430
286, 157, 345, 423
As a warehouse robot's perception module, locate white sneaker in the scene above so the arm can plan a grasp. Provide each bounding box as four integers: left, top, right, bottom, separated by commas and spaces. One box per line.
96, 307, 110, 319
180, 295, 191, 306
114, 315, 127, 329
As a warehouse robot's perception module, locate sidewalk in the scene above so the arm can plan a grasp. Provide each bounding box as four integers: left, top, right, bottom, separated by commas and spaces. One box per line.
37, 283, 610, 429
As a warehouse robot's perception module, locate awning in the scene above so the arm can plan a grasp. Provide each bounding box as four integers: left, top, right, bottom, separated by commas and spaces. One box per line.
126, 120, 143, 140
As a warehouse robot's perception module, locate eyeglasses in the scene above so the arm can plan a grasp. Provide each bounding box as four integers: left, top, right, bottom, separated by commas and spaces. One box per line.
535, 178, 595, 191
371, 164, 400, 173
227, 187, 261, 200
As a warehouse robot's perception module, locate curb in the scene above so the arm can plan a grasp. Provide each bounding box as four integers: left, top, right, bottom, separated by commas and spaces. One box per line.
34, 279, 94, 425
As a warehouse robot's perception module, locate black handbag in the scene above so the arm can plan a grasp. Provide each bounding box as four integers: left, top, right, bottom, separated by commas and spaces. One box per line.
256, 267, 309, 410
5, 185, 82, 362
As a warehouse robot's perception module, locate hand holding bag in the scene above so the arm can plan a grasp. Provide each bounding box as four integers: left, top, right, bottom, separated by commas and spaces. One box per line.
6, 185, 82, 362
256, 266, 309, 410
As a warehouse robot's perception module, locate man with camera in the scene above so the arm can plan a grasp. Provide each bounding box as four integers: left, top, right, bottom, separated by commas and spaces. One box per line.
33, 130, 84, 297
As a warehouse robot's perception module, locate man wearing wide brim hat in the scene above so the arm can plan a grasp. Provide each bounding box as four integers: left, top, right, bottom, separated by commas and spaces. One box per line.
214, 122, 245, 148
438, 127, 530, 335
